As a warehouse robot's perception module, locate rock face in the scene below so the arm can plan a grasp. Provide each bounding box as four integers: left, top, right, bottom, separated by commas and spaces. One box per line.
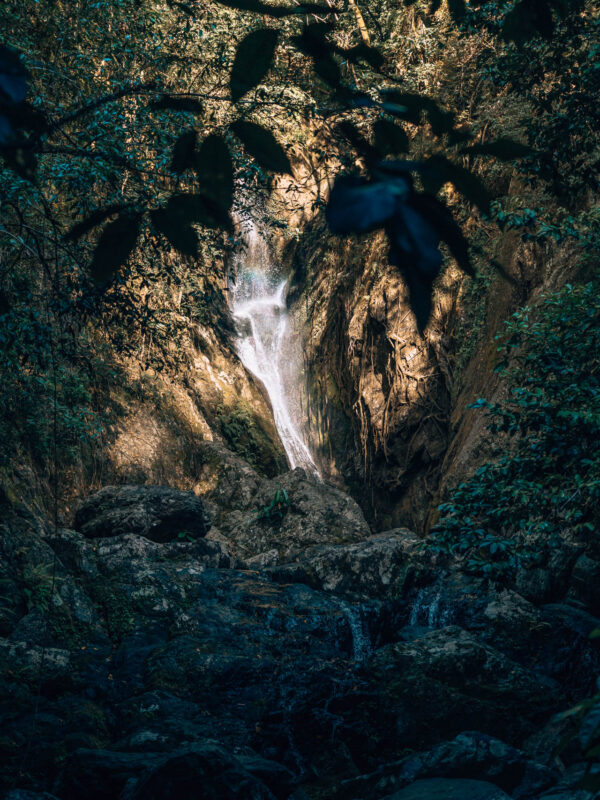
74, 485, 211, 542
1, 460, 599, 800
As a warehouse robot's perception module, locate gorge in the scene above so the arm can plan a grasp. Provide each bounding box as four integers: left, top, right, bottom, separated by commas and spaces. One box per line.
1, 1, 599, 799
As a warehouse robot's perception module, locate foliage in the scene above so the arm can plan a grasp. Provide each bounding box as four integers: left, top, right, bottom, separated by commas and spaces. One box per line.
255, 484, 290, 522
427, 281, 600, 577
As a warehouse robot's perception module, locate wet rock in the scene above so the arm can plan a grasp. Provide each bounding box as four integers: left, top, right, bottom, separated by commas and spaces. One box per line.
216, 468, 371, 562
56, 748, 166, 799
128, 743, 278, 800
367, 626, 561, 750
4, 792, 62, 800
514, 543, 581, 605
0, 639, 71, 683
74, 485, 211, 542
340, 731, 555, 799
382, 777, 511, 799
265, 530, 431, 598
567, 554, 600, 616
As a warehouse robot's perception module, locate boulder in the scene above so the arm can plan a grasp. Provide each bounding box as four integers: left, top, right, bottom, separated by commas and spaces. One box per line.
74, 485, 211, 542
128, 743, 277, 800
339, 731, 555, 800
215, 468, 371, 562
265, 530, 431, 598
366, 626, 561, 750
383, 778, 510, 799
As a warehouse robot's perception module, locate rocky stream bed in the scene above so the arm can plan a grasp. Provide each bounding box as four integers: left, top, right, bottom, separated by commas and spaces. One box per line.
1, 444, 599, 799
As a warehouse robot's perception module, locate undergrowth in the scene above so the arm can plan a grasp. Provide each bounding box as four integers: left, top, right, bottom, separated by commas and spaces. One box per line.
428, 279, 600, 577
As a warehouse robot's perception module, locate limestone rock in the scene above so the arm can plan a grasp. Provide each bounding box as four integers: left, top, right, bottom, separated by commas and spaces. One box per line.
265, 530, 429, 598
74, 485, 211, 542
215, 468, 371, 562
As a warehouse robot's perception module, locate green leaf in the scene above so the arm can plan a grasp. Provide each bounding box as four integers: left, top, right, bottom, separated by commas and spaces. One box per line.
170, 129, 197, 174
231, 29, 279, 102
90, 213, 141, 287
64, 204, 129, 241
231, 120, 292, 174
195, 134, 234, 216
462, 138, 536, 160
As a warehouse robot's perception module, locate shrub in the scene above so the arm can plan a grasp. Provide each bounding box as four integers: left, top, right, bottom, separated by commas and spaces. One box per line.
428, 281, 600, 577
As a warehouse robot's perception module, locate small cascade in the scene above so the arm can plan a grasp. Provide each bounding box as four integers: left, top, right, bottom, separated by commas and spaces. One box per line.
231, 220, 319, 477
341, 602, 372, 662
409, 585, 453, 628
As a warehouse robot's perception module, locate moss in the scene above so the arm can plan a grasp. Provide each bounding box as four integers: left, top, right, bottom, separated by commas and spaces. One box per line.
216, 401, 286, 477
89, 580, 136, 643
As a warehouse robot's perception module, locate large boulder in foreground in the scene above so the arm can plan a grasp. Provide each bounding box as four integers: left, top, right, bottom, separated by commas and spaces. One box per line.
74, 485, 211, 542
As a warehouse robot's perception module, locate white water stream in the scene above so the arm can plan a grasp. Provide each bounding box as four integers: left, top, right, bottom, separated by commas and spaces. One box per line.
231, 224, 319, 477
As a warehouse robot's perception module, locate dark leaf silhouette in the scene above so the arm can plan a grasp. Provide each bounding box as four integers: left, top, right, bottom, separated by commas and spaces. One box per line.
382, 90, 456, 136
64, 204, 130, 241
373, 119, 409, 156
410, 193, 473, 274
150, 95, 204, 114
326, 165, 474, 333
0, 45, 28, 105
231, 29, 279, 101
462, 138, 535, 160
166, 192, 228, 228
90, 213, 141, 287
503, 0, 554, 42
195, 135, 234, 216
326, 175, 401, 233
170, 130, 197, 174
337, 121, 378, 164
293, 24, 344, 91
231, 120, 292, 174
423, 155, 491, 214
214, 0, 338, 17
151, 207, 198, 256
446, 0, 466, 22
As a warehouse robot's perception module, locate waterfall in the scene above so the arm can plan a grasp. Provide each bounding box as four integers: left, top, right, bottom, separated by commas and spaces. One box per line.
341, 602, 372, 662
231, 221, 319, 477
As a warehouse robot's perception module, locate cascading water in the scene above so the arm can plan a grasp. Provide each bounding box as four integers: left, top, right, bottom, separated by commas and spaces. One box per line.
231, 221, 319, 477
